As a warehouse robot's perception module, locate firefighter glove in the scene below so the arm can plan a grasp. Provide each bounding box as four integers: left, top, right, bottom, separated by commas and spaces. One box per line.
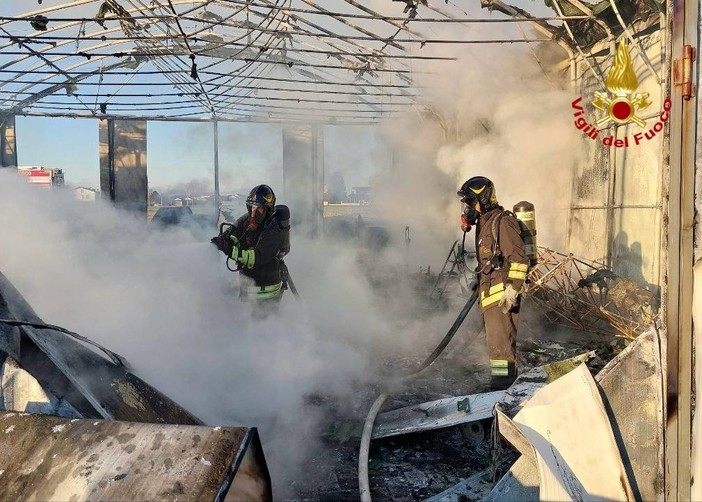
211, 234, 234, 256
231, 242, 255, 269
499, 284, 519, 314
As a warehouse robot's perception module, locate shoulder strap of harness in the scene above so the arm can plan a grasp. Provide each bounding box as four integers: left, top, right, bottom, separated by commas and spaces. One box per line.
479, 210, 514, 274
491, 210, 515, 259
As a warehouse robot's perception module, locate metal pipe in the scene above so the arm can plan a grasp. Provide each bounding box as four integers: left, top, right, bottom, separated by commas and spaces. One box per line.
571, 204, 663, 209
605, 126, 617, 267
0, 7, 591, 23
213, 118, 220, 220
15, 110, 382, 124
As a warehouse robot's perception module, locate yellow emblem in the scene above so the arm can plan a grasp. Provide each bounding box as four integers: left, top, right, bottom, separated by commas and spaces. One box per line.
263, 194, 273, 203
470, 186, 486, 195
592, 40, 652, 127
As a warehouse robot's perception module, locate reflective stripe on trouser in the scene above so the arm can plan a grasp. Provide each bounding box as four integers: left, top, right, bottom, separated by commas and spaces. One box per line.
508, 262, 528, 281
490, 359, 509, 377
483, 304, 518, 372
480, 282, 504, 308
240, 281, 283, 301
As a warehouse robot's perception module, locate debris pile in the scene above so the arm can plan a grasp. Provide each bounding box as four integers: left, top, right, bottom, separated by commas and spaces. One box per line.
528, 248, 658, 339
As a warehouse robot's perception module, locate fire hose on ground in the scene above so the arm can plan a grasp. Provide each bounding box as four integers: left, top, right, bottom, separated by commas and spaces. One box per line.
358, 285, 479, 501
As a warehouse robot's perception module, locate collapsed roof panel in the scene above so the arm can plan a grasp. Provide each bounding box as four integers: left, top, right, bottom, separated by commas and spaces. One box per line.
0, 267, 274, 501
487, 327, 664, 501
496, 363, 636, 500
0, 270, 201, 424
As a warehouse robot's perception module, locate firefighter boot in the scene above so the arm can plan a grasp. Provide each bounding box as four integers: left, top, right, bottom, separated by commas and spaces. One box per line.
490, 361, 517, 390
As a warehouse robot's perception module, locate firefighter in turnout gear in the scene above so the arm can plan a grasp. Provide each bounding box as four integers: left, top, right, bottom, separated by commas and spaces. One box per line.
458, 176, 528, 390
211, 184, 287, 307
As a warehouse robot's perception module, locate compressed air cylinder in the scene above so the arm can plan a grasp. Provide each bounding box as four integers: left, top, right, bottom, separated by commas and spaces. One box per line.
275, 204, 291, 257
513, 201, 537, 266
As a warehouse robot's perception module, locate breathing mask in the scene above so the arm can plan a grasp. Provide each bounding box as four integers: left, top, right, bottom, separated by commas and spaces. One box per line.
460, 200, 480, 231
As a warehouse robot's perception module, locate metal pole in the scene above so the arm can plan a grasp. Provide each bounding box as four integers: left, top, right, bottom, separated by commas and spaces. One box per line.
213, 118, 220, 221
664, 0, 697, 497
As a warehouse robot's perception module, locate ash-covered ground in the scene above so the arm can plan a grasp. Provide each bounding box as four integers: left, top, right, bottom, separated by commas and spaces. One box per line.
285, 270, 624, 501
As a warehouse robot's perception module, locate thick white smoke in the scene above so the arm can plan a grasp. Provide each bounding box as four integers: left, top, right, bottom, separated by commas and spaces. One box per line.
369, 15, 582, 268
0, 171, 455, 495
4, 3, 585, 498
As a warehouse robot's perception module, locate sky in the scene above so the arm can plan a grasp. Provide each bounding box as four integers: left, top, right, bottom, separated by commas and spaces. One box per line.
15, 116, 390, 194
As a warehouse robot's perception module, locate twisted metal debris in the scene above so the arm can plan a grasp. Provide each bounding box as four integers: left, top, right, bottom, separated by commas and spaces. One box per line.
527, 247, 657, 339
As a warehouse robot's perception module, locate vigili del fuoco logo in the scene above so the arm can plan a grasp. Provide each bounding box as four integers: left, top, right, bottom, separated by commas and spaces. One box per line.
572, 40, 671, 148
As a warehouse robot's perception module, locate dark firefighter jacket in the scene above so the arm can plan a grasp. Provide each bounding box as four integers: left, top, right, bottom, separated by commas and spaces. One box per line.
474, 206, 529, 311
232, 214, 284, 287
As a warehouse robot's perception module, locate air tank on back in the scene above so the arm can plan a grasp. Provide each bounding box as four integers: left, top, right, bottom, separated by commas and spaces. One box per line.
513, 201, 537, 267
275, 204, 291, 257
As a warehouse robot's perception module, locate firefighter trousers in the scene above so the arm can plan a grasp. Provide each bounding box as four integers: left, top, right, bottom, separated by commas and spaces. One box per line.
483, 305, 519, 388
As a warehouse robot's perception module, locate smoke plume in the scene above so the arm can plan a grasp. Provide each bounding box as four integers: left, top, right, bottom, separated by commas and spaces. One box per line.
0, 171, 446, 496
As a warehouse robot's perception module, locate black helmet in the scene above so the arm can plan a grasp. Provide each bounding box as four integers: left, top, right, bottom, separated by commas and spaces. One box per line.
246, 184, 276, 223
457, 176, 498, 212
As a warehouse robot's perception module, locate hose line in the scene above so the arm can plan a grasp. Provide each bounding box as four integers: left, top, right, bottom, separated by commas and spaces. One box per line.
358, 286, 479, 501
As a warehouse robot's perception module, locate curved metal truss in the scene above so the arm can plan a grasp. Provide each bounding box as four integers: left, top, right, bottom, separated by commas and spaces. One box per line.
0, 0, 660, 123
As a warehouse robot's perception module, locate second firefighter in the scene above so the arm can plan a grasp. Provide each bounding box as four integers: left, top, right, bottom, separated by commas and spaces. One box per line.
458, 176, 528, 390
212, 184, 290, 306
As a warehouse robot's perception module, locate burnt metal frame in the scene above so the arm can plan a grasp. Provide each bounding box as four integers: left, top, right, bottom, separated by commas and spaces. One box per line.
1, 0, 583, 123
527, 247, 657, 340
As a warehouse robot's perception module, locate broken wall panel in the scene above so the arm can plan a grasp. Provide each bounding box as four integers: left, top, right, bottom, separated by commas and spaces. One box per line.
596, 329, 664, 502
483, 456, 539, 502
568, 32, 664, 289
498, 364, 635, 501
567, 208, 609, 263
99, 119, 148, 214
0, 412, 271, 502
610, 207, 661, 293
490, 329, 663, 502
0, 115, 17, 168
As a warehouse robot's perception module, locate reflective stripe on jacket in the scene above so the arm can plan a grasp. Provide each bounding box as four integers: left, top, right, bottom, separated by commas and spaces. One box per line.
480, 282, 505, 308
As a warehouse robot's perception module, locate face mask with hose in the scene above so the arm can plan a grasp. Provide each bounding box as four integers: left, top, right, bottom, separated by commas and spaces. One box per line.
460, 201, 480, 233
